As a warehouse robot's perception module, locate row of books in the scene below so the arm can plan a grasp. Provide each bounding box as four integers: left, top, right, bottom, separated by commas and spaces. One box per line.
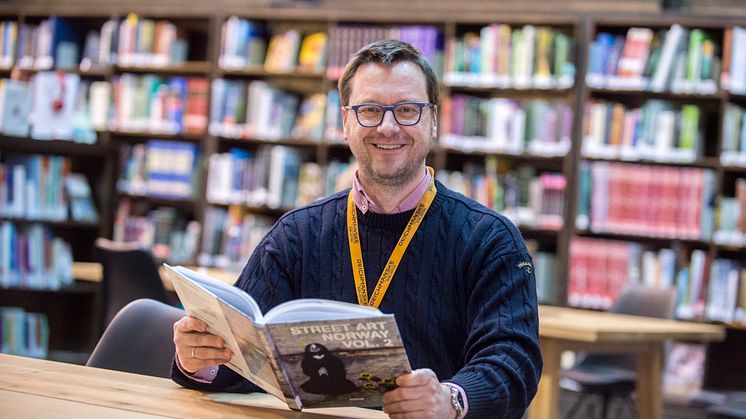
576, 161, 715, 240
0, 222, 73, 290
112, 199, 200, 264
443, 24, 575, 89
439, 95, 572, 156
713, 178, 746, 247
586, 25, 718, 94
0, 74, 102, 142
722, 26, 746, 94
435, 159, 566, 231
117, 141, 200, 200
0, 307, 48, 358
720, 102, 746, 167
704, 258, 746, 325
568, 237, 680, 310
5, 15, 189, 71
220, 18, 327, 73
0, 154, 70, 222
209, 79, 325, 141
197, 205, 273, 271
582, 99, 702, 163
205, 147, 353, 211
0, 21, 17, 69
326, 25, 442, 80
111, 74, 208, 135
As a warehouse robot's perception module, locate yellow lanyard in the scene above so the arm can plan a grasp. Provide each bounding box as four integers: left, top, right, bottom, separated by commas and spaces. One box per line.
347, 167, 437, 308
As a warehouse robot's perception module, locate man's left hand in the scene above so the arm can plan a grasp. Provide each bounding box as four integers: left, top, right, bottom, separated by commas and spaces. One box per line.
382, 368, 455, 418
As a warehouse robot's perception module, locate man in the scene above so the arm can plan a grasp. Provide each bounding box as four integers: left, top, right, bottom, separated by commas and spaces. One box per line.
172, 39, 542, 418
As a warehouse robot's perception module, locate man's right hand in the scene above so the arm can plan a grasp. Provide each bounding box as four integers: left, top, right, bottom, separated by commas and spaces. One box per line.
173, 316, 233, 374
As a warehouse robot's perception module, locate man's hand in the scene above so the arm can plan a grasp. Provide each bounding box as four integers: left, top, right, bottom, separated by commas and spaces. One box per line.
382, 368, 456, 418
173, 316, 232, 373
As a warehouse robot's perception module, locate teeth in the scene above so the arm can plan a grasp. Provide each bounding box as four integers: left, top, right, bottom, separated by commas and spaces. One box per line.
375, 144, 403, 149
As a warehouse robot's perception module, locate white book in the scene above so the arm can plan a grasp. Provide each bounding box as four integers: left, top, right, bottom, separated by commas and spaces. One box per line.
729, 27, 746, 94
650, 24, 685, 92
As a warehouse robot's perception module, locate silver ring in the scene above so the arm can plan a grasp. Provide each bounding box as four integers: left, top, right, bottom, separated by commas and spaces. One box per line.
191, 346, 196, 359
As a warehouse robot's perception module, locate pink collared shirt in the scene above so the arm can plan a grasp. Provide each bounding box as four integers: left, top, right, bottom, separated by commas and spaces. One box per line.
351, 167, 431, 214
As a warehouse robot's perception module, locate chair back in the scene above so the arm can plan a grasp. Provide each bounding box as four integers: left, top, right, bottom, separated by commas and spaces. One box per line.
86, 298, 184, 378
95, 238, 170, 329
578, 284, 677, 369
612, 284, 677, 319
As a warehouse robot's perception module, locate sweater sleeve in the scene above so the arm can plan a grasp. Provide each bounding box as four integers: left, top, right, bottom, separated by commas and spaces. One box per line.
448, 224, 543, 419
169, 220, 296, 393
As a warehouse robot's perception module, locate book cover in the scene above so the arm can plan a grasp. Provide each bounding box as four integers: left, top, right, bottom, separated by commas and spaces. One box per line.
0, 79, 32, 137
164, 264, 411, 411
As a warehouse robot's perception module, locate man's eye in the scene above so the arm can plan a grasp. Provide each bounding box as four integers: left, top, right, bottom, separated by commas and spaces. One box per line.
358, 106, 381, 115
396, 105, 417, 114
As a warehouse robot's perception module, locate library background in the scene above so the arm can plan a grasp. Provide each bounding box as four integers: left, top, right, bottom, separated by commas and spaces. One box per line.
1, 0, 746, 417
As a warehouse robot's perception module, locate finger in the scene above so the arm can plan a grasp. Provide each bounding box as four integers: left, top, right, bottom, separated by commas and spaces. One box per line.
192, 346, 233, 362
173, 316, 209, 333
396, 368, 438, 387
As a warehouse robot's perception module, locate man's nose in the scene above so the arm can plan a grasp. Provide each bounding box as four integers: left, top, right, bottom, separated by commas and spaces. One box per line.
377, 110, 400, 134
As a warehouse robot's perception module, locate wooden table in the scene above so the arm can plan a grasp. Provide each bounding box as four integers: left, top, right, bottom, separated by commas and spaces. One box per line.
0, 353, 386, 418
529, 305, 726, 419
72, 262, 238, 290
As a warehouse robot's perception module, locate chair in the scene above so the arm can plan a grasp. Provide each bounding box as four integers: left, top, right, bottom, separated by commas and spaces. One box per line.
560, 284, 677, 419
95, 238, 172, 330
86, 298, 185, 378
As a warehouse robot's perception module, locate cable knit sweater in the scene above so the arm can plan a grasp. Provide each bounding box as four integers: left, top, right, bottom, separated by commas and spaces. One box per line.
171, 180, 542, 418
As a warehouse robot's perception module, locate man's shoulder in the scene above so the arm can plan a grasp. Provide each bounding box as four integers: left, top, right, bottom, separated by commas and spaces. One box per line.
435, 181, 527, 251
277, 189, 349, 222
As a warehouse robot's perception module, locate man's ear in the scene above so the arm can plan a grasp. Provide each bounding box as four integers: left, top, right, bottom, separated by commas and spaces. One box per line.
341, 106, 350, 142
431, 105, 438, 139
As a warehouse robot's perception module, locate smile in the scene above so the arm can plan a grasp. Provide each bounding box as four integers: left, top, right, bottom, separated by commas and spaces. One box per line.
374, 144, 404, 150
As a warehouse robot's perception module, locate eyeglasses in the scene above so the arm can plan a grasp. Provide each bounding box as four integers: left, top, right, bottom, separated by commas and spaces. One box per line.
344, 102, 434, 127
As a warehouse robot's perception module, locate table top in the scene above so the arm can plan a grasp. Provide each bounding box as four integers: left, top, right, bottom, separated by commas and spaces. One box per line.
72, 262, 238, 290
0, 354, 386, 419
538, 304, 726, 343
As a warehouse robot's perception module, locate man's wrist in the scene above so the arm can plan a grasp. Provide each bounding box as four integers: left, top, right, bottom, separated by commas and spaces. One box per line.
442, 382, 466, 419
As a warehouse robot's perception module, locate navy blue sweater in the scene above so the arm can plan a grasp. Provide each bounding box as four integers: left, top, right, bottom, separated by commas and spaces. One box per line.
172, 181, 542, 418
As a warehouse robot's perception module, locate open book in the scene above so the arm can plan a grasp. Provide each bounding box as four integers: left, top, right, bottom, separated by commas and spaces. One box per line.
163, 264, 411, 410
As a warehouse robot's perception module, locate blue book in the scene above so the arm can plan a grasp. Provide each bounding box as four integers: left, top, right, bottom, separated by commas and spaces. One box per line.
1, 80, 32, 137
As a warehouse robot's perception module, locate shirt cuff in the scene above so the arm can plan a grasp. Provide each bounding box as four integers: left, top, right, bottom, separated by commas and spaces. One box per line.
175, 353, 219, 384
443, 382, 468, 419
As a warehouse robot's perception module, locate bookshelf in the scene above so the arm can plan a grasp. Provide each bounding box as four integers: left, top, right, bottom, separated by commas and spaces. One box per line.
0, 5, 744, 392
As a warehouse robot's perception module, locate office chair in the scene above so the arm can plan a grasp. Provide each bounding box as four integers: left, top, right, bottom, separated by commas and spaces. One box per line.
95, 238, 172, 330
86, 298, 185, 378
560, 284, 677, 419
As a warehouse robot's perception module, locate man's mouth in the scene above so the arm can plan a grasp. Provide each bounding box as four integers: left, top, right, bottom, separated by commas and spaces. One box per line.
374, 144, 404, 150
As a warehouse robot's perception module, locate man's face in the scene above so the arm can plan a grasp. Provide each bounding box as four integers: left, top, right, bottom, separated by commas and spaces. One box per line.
342, 61, 436, 188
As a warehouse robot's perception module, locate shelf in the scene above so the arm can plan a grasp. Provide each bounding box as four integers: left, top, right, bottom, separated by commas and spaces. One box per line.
587, 86, 722, 101
0, 217, 100, 229
115, 61, 211, 75
574, 229, 711, 247
582, 155, 720, 169
439, 146, 567, 164
9, 66, 112, 78
217, 135, 321, 149
446, 84, 575, 98
109, 130, 204, 142
218, 67, 326, 79
0, 136, 112, 156
206, 201, 289, 217
118, 193, 197, 212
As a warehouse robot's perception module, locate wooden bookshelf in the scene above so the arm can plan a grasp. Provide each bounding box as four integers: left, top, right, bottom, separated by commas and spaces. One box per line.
0, 4, 745, 393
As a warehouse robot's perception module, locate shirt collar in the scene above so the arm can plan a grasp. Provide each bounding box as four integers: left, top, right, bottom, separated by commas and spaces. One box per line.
352, 168, 431, 214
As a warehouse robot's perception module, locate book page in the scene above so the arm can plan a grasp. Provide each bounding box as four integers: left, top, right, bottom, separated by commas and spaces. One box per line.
170, 265, 263, 322
264, 298, 382, 324
266, 315, 411, 409
164, 265, 282, 398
